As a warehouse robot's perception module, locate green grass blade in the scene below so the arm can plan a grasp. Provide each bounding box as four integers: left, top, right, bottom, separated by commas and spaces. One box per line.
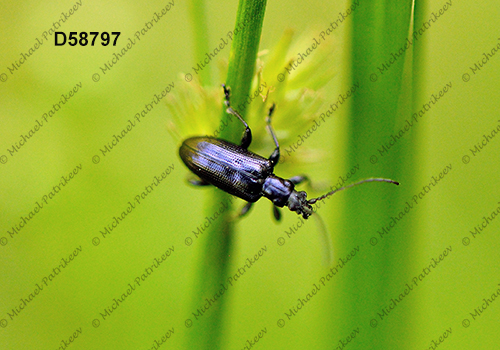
187, 0, 212, 85
186, 1, 267, 349
331, 0, 414, 348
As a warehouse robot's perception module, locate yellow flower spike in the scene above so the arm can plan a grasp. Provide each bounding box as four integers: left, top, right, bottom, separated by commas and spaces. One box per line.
165, 29, 336, 176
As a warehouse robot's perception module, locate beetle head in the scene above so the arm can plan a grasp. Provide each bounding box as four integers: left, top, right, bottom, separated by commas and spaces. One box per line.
286, 190, 313, 219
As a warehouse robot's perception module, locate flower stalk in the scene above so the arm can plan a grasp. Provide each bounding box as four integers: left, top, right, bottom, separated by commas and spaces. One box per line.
186, 1, 268, 349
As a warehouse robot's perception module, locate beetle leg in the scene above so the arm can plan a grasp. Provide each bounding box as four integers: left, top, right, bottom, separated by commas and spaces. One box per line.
188, 176, 211, 186
238, 201, 254, 217
272, 205, 282, 221
289, 175, 311, 186
231, 107, 252, 149
222, 84, 252, 149
266, 103, 280, 166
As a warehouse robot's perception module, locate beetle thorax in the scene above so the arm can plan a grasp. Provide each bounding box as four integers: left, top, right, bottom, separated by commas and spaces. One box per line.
261, 175, 294, 207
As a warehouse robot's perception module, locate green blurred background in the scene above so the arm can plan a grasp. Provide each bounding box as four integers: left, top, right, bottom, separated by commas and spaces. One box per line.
1, 0, 499, 349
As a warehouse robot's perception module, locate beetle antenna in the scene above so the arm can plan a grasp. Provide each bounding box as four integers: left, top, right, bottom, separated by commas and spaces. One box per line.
308, 178, 399, 204
311, 212, 334, 266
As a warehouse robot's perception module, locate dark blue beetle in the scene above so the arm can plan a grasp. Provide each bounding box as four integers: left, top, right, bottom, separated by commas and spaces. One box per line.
179, 84, 398, 220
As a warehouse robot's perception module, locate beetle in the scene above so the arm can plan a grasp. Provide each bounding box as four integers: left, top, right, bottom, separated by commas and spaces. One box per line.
179, 84, 399, 220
